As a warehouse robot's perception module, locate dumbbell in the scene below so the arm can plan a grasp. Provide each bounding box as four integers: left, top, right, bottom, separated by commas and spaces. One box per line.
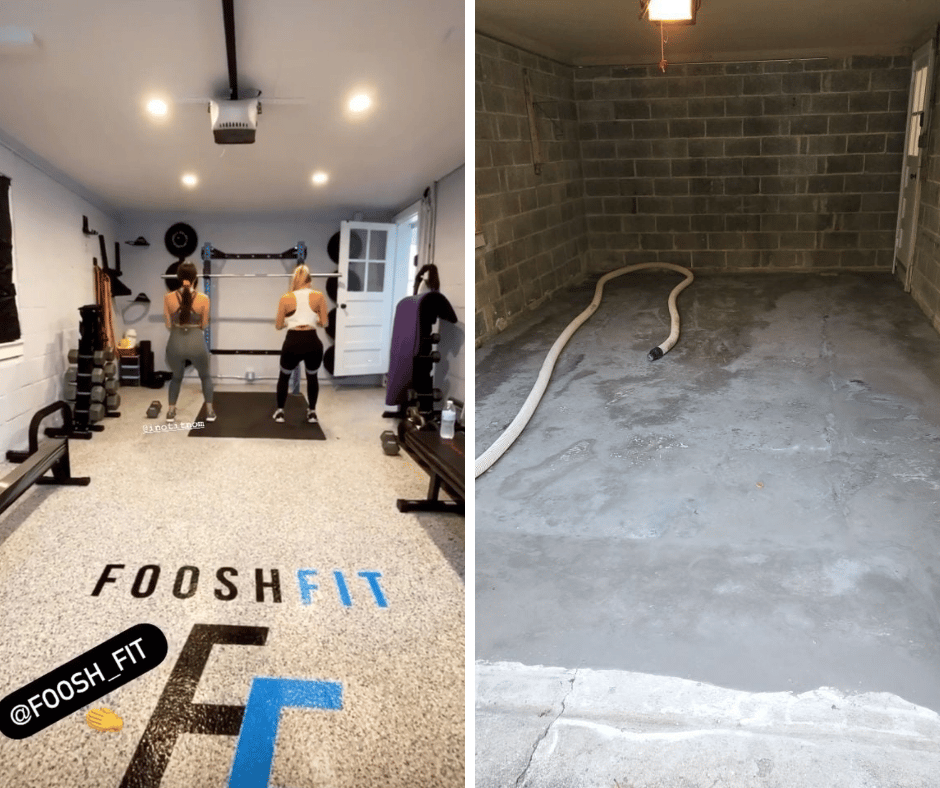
102, 361, 118, 379
65, 382, 77, 401
68, 348, 115, 364
104, 377, 119, 393
405, 406, 426, 429
380, 430, 400, 456
89, 403, 105, 422
146, 401, 162, 419
430, 332, 440, 343
418, 350, 441, 362
107, 393, 121, 410
90, 385, 105, 403
66, 367, 106, 385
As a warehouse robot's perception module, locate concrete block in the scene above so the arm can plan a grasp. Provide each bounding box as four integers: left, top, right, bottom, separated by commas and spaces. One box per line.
825, 154, 865, 174
703, 75, 744, 96
666, 76, 705, 98
705, 118, 743, 137
688, 97, 727, 117
849, 92, 892, 113
742, 74, 782, 95
612, 100, 651, 120
761, 136, 800, 156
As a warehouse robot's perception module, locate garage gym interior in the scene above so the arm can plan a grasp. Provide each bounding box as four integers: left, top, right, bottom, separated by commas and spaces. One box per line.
474, 1, 940, 784
0, 2, 464, 786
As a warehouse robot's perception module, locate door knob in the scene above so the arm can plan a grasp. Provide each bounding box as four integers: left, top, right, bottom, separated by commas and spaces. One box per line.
340, 303, 346, 309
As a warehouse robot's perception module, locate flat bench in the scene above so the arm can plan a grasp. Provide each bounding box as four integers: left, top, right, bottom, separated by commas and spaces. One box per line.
1, 401, 90, 516
396, 420, 464, 515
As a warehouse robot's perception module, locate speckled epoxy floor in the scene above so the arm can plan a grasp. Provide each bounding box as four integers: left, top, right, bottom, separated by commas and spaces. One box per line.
477, 271, 940, 712
0, 382, 464, 787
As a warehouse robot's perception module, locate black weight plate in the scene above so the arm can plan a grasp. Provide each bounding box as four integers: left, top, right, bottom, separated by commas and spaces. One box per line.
326, 230, 363, 264
323, 345, 335, 376
164, 222, 198, 258
325, 308, 336, 339
164, 261, 181, 292
326, 276, 337, 303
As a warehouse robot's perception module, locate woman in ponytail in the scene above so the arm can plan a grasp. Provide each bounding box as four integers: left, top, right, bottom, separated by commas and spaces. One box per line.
272, 264, 328, 424
163, 260, 215, 422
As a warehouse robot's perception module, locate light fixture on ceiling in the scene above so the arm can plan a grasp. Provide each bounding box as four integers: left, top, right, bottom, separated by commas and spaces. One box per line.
181, 173, 198, 188
348, 93, 372, 113
146, 98, 169, 118
312, 171, 329, 186
639, 0, 701, 72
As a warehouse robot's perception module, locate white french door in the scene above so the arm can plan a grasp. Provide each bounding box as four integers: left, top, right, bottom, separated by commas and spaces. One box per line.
333, 221, 398, 376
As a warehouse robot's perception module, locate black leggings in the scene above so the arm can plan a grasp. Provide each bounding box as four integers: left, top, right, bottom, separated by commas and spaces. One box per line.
278, 330, 323, 409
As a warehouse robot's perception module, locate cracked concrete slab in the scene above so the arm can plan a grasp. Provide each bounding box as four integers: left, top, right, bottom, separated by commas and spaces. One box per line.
476, 661, 940, 788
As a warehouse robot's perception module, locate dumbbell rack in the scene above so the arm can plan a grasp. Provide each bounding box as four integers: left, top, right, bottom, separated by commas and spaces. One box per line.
405, 331, 443, 427
64, 305, 121, 437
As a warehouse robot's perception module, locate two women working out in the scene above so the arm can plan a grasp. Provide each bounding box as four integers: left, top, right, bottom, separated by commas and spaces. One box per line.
162, 262, 327, 423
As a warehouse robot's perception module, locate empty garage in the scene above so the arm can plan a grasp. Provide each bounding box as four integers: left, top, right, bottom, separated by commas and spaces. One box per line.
474, 2, 940, 785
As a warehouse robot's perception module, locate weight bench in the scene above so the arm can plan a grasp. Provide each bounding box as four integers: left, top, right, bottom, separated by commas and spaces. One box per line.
1, 401, 91, 516
396, 420, 464, 515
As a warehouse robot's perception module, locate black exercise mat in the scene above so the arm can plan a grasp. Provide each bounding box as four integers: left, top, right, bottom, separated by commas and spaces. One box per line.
187, 391, 326, 440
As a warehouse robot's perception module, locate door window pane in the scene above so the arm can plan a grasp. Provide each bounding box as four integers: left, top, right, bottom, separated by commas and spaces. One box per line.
367, 262, 385, 292
349, 231, 365, 260
348, 262, 365, 292
368, 230, 387, 261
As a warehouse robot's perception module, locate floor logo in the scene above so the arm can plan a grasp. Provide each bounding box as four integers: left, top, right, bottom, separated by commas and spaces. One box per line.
121, 624, 343, 788
92, 565, 389, 607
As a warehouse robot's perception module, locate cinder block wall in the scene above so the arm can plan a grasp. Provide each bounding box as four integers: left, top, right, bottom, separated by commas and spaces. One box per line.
910, 67, 940, 333
475, 34, 587, 345
575, 56, 911, 271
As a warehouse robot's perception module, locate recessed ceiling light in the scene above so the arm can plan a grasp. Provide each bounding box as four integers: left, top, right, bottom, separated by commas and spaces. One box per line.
312, 171, 328, 185
147, 98, 168, 117
181, 173, 198, 188
348, 93, 371, 113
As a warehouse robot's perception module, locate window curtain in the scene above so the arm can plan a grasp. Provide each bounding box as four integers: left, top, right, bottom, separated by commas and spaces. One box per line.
0, 175, 21, 344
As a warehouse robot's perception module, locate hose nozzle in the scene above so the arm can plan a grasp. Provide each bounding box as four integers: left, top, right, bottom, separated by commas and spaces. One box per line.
648, 347, 664, 361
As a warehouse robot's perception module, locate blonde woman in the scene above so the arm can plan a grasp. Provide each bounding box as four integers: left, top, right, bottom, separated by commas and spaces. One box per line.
163, 261, 215, 422
273, 264, 329, 423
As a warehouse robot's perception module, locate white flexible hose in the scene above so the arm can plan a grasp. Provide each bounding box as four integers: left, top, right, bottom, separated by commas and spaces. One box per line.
474, 263, 694, 478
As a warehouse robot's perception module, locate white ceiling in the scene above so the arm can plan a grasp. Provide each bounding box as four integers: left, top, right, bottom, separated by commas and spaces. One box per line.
0, 0, 464, 218
477, 0, 940, 67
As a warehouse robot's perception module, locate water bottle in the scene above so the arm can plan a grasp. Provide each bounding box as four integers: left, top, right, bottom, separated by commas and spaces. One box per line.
440, 399, 456, 440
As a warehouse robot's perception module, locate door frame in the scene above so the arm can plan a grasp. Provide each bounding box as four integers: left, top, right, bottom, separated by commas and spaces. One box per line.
894, 38, 937, 291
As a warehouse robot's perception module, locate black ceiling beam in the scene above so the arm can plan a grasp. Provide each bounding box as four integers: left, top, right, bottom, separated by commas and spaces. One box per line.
222, 0, 238, 100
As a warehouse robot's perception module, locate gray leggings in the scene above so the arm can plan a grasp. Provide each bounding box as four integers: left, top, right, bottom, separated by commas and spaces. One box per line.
165, 327, 213, 405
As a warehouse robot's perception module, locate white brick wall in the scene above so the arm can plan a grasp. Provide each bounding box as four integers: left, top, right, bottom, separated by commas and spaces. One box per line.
0, 146, 118, 455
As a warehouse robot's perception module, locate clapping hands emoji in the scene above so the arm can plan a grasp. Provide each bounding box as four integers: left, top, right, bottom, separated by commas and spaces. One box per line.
85, 707, 123, 733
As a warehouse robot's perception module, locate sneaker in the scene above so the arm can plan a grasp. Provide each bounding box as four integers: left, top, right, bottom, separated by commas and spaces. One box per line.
273, 408, 285, 423
166, 407, 176, 422
307, 409, 318, 424
205, 406, 217, 422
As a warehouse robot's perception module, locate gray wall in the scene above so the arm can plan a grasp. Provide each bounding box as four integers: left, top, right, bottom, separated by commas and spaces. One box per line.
909, 57, 940, 333
475, 34, 588, 346
475, 35, 917, 347
576, 56, 910, 272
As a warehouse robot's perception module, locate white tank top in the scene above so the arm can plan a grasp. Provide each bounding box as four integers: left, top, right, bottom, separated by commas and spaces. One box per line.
285, 288, 318, 329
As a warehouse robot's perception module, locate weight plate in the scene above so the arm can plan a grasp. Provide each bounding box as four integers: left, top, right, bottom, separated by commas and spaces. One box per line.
164, 222, 198, 258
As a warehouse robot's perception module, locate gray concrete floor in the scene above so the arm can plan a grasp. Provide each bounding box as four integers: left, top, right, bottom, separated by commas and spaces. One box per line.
476, 271, 940, 711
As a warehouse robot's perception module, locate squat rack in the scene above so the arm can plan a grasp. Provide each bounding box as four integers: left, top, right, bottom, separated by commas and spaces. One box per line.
166, 241, 341, 356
